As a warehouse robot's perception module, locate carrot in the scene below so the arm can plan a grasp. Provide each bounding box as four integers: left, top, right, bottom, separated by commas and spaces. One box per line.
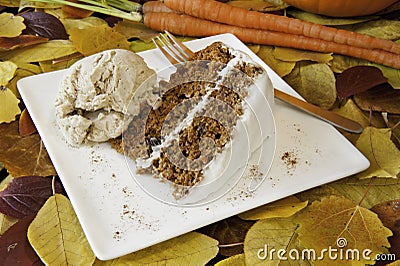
144, 12, 400, 69
142, 1, 176, 14
164, 0, 400, 55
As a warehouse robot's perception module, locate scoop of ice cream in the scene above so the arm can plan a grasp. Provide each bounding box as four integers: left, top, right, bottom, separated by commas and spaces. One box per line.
55, 49, 155, 145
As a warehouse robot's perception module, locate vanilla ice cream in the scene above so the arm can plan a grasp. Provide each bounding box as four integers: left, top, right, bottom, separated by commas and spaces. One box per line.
55, 49, 155, 145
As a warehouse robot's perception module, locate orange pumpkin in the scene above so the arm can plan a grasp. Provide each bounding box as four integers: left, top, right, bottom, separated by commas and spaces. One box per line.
283, 0, 399, 17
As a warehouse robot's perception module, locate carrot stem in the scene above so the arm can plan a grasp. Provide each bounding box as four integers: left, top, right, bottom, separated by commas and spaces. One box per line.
164, 0, 400, 55
144, 12, 400, 69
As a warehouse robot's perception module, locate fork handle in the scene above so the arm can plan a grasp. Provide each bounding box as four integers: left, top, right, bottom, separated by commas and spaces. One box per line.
274, 89, 363, 133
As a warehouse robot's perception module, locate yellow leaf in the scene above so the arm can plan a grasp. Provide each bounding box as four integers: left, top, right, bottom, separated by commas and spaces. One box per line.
0, 172, 13, 190
297, 196, 392, 265
61, 17, 108, 33
8, 62, 42, 97
227, 0, 281, 12
356, 127, 400, 179
257, 45, 296, 77
69, 24, 130, 56
0, 87, 20, 123
246, 44, 260, 54
333, 99, 386, 144
215, 253, 245, 266
39, 55, 81, 73
274, 47, 333, 64
0, 0, 20, 7
27, 194, 95, 265
130, 39, 156, 53
0, 13, 25, 37
284, 62, 337, 109
0, 61, 17, 86
244, 218, 306, 265
239, 196, 308, 220
114, 20, 158, 42
330, 175, 400, 209
0, 213, 18, 236
0, 40, 77, 62
95, 232, 218, 265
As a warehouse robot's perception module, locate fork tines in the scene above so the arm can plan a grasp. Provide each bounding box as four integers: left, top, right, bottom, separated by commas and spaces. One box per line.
152, 31, 194, 64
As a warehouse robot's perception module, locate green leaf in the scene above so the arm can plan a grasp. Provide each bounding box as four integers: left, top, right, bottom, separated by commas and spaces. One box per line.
95, 232, 219, 265
0, 13, 25, 37
297, 196, 392, 265
27, 194, 96, 265
356, 127, 400, 179
239, 196, 308, 220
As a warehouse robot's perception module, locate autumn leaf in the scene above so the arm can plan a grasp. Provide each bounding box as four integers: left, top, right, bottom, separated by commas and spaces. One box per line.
334, 99, 386, 129
68, 24, 130, 56
8, 62, 42, 97
243, 217, 303, 265
215, 253, 245, 266
0, 214, 42, 266
330, 176, 400, 209
0, 60, 17, 86
0, 121, 56, 177
114, 20, 158, 42
61, 16, 108, 32
62, 1, 94, 19
95, 232, 219, 265
227, 0, 283, 12
0, 87, 20, 124
198, 216, 254, 257
239, 196, 308, 220
38, 53, 81, 73
284, 62, 337, 109
336, 66, 388, 101
27, 194, 95, 265
0, 176, 62, 218
356, 127, 400, 179
0, 35, 48, 51
257, 45, 295, 77
19, 109, 37, 136
341, 19, 400, 41
354, 84, 400, 114
288, 9, 376, 26
0, 40, 77, 62
333, 99, 386, 144
297, 196, 392, 265
0, 213, 17, 236
274, 47, 333, 64
330, 55, 400, 89
371, 200, 400, 262
0, 13, 25, 38
21, 11, 68, 40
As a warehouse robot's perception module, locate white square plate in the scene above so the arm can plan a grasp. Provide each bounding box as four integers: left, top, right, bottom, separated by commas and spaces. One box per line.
18, 33, 369, 260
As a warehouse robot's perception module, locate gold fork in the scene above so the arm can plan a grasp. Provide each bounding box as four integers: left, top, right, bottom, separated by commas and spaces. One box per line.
152, 31, 363, 134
